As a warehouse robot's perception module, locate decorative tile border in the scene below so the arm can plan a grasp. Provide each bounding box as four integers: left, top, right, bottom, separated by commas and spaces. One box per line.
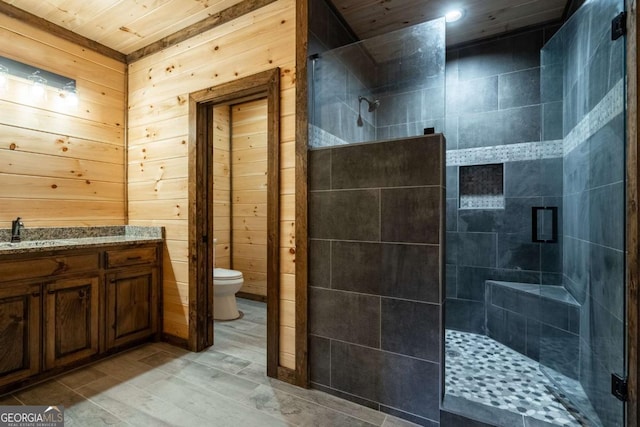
563, 78, 624, 156
446, 140, 563, 166
460, 195, 505, 209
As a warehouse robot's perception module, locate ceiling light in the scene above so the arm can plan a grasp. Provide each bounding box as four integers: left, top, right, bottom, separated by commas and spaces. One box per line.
445, 9, 464, 23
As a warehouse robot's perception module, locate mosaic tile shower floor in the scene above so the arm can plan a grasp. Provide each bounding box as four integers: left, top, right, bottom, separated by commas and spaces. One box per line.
445, 330, 601, 427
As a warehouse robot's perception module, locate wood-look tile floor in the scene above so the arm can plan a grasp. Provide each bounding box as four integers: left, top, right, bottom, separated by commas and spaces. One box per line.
0, 299, 416, 427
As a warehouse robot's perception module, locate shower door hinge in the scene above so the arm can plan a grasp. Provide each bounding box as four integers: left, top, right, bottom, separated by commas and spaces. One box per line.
611, 373, 628, 401
611, 11, 627, 40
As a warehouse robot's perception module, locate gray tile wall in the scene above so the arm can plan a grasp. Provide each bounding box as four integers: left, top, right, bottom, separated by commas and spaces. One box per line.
484, 281, 580, 378
309, 4, 446, 146
308, 0, 376, 144
308, 135, 445, 426
553, 0, 626, 424
445, 26, 564, 336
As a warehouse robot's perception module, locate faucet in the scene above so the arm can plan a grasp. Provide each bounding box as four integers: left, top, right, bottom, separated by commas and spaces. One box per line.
11, 217, 23, 243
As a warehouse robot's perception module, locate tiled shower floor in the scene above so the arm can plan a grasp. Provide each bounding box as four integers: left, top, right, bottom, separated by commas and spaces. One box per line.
444, 330, 600, 427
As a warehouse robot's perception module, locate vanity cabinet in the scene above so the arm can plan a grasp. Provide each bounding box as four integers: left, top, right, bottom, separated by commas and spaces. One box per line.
0, 241, 162, 393
44, 276, 100, 370
0, 282, 40, 388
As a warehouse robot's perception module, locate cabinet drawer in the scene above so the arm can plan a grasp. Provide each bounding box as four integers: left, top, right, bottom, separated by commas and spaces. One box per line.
105, 246, 157, 268
0, 253, 99, 282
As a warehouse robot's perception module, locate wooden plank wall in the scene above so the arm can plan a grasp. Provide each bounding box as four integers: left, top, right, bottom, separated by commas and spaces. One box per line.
213, 105, 231, 269
127, 0, 297, 368
231, 99, 268, 297
0, 13, 126, 228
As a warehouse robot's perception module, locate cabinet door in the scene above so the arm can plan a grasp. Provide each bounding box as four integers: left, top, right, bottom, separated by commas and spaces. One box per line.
106, 268, 157, 349
44, 277, 99, 370
0, 283, 40, 387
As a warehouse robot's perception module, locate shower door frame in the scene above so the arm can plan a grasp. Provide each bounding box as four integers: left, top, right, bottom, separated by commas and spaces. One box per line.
626, 1, 640, 425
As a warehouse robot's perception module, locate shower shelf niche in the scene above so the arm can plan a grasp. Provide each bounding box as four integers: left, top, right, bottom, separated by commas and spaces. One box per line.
459, 163, 504, 209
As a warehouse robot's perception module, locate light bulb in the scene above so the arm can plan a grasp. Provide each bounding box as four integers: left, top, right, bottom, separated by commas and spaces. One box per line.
445, 9, 463, 23
63, 82, 78, 106
0, 65, 8, 90
28, 71, 47, 101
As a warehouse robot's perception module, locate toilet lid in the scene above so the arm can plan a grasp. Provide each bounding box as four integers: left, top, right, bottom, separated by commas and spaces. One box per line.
214, 268, 243, 280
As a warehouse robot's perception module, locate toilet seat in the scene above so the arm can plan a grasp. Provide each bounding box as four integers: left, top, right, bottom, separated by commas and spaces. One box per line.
214, 268, 243, 281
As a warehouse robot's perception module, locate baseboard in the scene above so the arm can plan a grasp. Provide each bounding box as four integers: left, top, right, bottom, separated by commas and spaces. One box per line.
237, 292, 267, 303
162, 333, 189, 349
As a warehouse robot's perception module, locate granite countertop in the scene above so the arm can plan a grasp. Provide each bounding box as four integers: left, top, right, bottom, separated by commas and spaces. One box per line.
0, 226, 164, 255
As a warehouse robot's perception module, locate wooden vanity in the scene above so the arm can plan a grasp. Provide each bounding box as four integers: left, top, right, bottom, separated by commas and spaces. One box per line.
0, 227, 162, 394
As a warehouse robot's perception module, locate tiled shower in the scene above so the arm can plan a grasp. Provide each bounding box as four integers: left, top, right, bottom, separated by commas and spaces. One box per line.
307, 0, 627, 426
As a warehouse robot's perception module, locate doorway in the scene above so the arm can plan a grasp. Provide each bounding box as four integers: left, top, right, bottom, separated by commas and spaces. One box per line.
188, 68, 281, 379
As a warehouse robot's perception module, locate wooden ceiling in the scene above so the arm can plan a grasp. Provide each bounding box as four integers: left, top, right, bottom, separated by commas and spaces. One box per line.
0, 0, 569, 60
328, 0, 569, 46
0, 0, 246, 55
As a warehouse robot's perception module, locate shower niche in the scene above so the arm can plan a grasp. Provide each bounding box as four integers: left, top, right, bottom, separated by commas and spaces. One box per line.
459, 164, 504, 209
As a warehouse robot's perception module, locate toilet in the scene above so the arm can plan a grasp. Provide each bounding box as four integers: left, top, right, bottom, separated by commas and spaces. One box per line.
213, 267, 244, 320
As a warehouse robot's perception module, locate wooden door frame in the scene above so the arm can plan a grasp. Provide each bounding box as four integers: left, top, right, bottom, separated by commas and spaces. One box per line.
188, 68, 280, 379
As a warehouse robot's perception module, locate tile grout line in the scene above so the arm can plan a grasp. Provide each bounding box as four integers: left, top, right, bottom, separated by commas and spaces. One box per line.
123, 349, 295, 426
55, 377, 134, 426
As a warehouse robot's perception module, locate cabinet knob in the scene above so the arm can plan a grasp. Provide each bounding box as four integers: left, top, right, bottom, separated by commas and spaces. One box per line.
47, 289, 55, 294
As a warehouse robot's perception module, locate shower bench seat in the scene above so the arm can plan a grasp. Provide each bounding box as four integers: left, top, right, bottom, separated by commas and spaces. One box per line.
484, 280, 580, 380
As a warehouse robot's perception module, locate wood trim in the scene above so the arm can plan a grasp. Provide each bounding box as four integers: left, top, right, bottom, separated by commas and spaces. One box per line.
626, 1, 639, 425
294, 0, 309, 388
162, 333, 189, 349
277, 366, 297, 385
0, 1, 125, 63
124, 67, 129, 223
126, 0, 278, 63
187, 94, 200, 352
266, 69, 281, 379
188, 68, 281, 380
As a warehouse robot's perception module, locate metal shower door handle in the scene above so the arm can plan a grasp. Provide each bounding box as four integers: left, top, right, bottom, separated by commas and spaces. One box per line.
532, 206, 558, 243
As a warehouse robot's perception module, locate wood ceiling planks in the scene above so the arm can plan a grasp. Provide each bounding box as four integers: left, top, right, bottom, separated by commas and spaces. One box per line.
1, 0, 246, 55
328, 0, 568, 46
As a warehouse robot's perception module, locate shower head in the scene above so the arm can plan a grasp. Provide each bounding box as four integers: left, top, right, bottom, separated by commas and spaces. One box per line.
357, 96, 380, 127
359, 96, 380, 112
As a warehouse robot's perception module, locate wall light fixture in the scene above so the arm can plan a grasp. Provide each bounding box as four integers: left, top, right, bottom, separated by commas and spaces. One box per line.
0, 55, 77, 104
0, 64, 8, 90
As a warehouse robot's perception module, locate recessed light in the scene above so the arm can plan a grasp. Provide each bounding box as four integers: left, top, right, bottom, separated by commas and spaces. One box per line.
445, 9, 464, 23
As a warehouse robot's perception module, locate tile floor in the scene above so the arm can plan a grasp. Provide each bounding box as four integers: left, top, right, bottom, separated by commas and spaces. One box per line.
0, 299, 417, 427
444, 330, 600, 427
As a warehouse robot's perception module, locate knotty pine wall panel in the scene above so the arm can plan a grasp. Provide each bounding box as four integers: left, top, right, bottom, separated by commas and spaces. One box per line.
214, 104, 231, 269
0, 13, 126, 228
127, 0, 296, 368
231, 98, 268, 297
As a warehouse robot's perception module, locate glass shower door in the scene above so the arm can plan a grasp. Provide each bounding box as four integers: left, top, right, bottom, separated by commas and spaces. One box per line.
539, 1, 626, 425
